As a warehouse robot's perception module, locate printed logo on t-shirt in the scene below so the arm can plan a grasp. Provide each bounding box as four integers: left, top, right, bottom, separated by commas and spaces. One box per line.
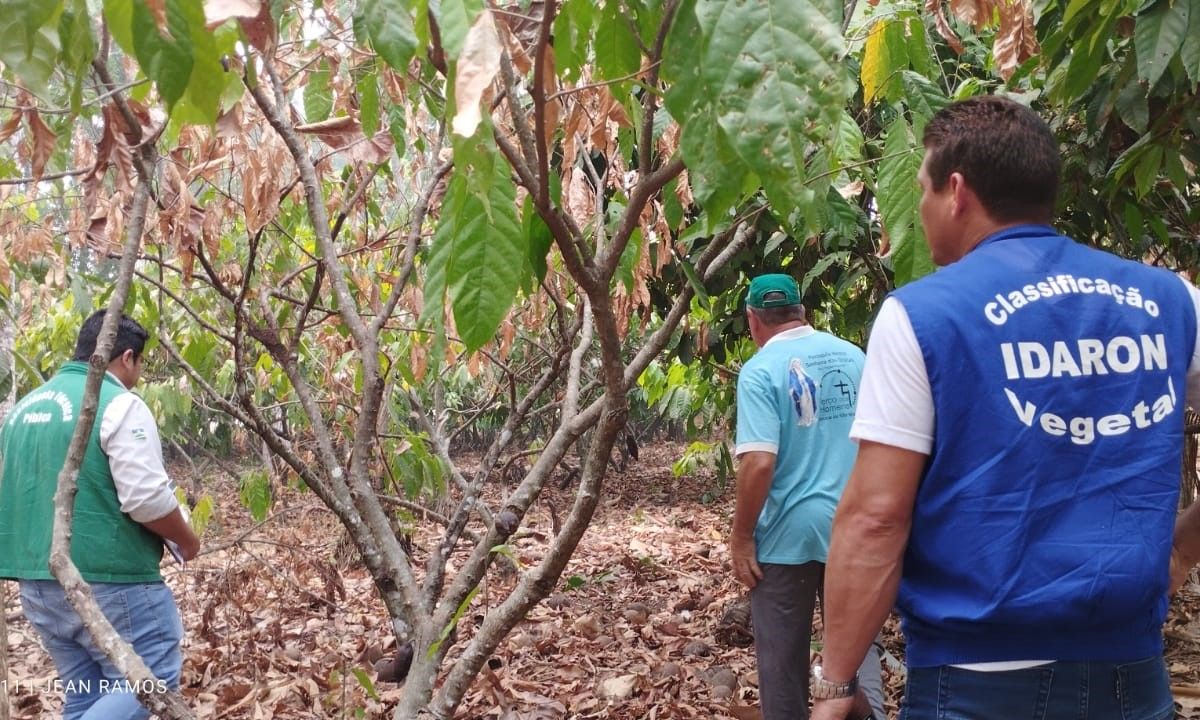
130, 427, 148, 441
788, 358, 818, 427
819, 368, 858, 420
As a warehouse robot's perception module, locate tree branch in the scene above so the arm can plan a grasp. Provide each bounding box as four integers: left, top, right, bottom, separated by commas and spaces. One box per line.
49, 144, 196, 719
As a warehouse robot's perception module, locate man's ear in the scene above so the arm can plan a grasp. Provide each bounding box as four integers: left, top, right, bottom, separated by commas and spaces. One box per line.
947, 172, 969, 216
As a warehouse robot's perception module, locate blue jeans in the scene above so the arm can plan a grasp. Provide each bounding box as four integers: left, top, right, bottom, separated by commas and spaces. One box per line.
900, 657, 1174, 720
19, 580, 184, 720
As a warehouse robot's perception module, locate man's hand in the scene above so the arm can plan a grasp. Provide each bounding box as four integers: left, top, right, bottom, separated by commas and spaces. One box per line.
729, 532, 762, 589
811, 696, 857, 720
1171, 545, 1194, 595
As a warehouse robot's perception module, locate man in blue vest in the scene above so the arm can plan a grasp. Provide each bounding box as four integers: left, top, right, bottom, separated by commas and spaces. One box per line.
0, 310, 200, 719
730, 274, 883, 720
809, 95, 1200, 720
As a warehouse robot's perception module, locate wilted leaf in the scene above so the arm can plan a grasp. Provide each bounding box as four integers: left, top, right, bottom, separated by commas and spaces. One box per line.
993, 0, 1039, 80
949, 0, 993, 29
452, 10, 502, 137
0, 112, 21, 144
295, 116, 394, 163
862, 18, 908, 104
925, 0, 965, 54
24, 109, 56, 181
236, 0, 275, 53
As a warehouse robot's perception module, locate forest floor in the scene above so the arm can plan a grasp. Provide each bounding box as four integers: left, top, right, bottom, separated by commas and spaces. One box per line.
4, 441, 1200, 719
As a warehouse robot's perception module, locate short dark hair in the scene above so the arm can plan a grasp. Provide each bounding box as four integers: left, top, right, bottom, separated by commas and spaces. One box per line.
73, 310, 149, 362
922, 95, 1060, 224
748, 303, 806, 327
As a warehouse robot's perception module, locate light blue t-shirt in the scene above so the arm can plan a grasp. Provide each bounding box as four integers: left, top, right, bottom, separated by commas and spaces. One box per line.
735, 326, 865, 564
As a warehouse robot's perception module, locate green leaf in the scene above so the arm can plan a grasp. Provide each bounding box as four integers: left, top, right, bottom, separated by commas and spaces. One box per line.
304, 62, 333, 122
437, 0, 482, 62
877, 117, 933, 286
435, 136, 528, 351
362, 0, 418, 72
131, 0, 195, 108
800, 250, 850, 296
1132, 144, 1163, 198
553, 0, 598, 82
429, 585, 479, 656
1106, 132, 1154, 185
351, 668, 380, 701
594, 0, 642, 83
0, 3, 63, 90
1114, 73, 1149, 134
616, 228, 644, 292
522, 193, 554, 285
1182, 0, 1200, 84
190, 494, 214, 535
102, 0, 133, 53
678, 254, 710, 310
903, 12, 932, 78
669, 0, 852, 227
178, 0, 225, 124
1134, 0, 1189, 88
58, 0, 94, 77
900, 70, 948, 134
829, 110, 865, 167
358, 66, 381, 137
238, 470, 272, 522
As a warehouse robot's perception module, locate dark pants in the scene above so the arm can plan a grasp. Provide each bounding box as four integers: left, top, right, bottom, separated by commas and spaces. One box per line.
750, 562, 885, 720
900, 657, 1174, 720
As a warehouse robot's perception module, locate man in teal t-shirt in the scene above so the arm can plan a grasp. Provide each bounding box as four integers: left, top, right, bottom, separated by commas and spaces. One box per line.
729, 274, 881, 720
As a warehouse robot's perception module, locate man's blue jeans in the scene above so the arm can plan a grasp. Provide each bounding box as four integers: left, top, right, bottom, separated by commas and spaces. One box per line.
900, 657, 1175, 720
18, 580, 184, 720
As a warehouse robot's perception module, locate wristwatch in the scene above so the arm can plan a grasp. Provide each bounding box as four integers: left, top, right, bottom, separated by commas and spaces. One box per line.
811, 664, 858, 700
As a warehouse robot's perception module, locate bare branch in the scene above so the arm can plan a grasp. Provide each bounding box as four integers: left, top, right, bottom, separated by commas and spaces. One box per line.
49, 143, 196, 719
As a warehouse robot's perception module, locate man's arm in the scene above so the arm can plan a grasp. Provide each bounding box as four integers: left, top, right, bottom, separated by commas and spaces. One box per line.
1172, 500, 1200, 593
811, 440, 925, 720
143, 507, 201, 561
730, 450, 775, 589
101, 393, 200, 560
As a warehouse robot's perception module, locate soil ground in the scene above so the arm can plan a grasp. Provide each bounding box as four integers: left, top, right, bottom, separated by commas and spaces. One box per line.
4, 442, 1200, 718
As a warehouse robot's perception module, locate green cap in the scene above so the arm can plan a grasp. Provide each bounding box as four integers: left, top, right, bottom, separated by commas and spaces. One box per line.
747, 274, 801, 308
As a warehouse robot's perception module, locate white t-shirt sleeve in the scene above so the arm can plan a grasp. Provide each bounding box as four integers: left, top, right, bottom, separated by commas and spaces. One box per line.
849, 297, 935, 455
1180, 275, 1200, 412
99, 393, 181, 524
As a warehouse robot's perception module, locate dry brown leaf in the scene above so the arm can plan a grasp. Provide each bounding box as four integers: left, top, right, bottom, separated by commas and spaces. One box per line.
925, 0, 966, 54
24, 109, 56, 181
992, 0, 1039, 80
0, 112, 21, 144
11, 227, 53, 263
205, 0, 261, 28
453, 9, 503, 137
499, 17, 533, 74
215, 103, 245, 139
949, 0, 994, 29
237, 0, 276, 54
295, 116, 393, 163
